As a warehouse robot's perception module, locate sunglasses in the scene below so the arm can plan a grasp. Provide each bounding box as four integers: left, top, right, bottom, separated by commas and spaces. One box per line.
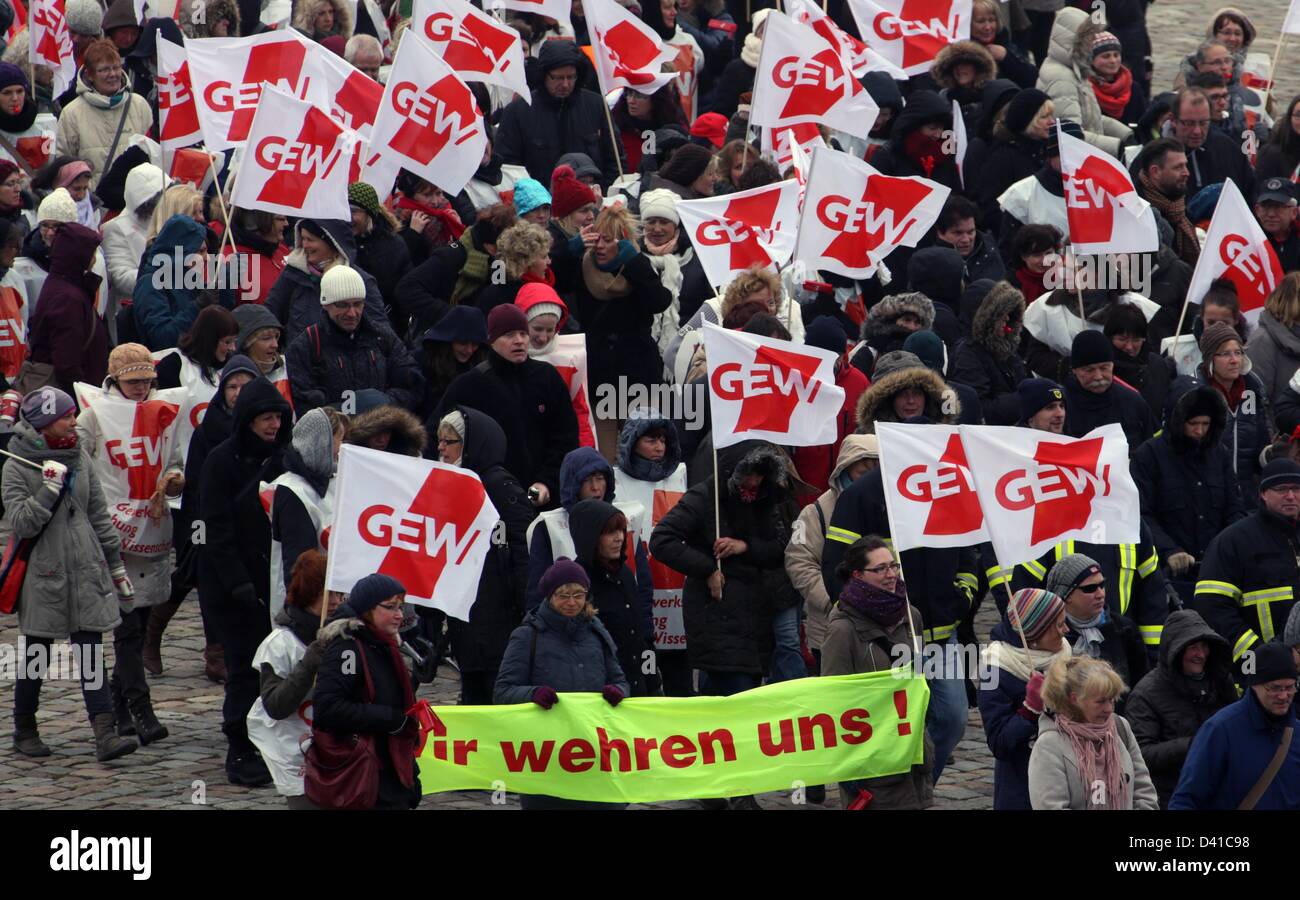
1074, 582, 1105, 594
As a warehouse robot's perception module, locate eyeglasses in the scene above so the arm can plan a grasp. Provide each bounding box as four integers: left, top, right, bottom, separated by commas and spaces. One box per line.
378, 599, 405, 611
0, 179, 21, 189
1214, 349, 1245, 359
437, 437, 461, 446
553, 590, 588, 602
1266, 485, 1300, 496
1074, 582, 1105, 594
863, 561, 901, 575
1260, 681, 1299, 696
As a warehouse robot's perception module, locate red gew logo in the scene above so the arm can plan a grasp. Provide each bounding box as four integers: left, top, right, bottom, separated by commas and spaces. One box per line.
255, 107, 345, 208
994, 438, 1110, 544
390, 77, 481, 165
871, 0, 960, 67
1218, 233, 1280, 303
204, 41, 309, 141
424, 12, 517, 73
105, 400, 179, 501
695, 188, 783, 270
773, 49, 859, 118
896, 433, 982, 535
818, 175, 932, 267
711, 346, 823, 433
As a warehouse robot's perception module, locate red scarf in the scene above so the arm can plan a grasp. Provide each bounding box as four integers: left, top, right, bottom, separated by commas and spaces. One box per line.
902, 130, 946, 177
1209, 372, 1246, 411
1015, 265, 1048, 302
522, 268, 556, 288
1090, 67, 1133, 120
393, 196, 466, 240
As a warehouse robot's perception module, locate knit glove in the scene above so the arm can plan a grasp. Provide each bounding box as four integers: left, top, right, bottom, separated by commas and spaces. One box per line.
40, 459, 67, 494
1023, 671, 1045, 716
532, 686, 559, 709
109, 566, 134, 602
602, 684, 625, 706
1167, 552, 1196, 577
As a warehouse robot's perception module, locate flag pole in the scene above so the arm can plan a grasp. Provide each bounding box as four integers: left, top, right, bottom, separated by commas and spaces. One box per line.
1002, 582, 1034, 671
1267, 34, 1287, 102
711, 438, 722, 578
0, 447, 46, 471
207, 152, 236, 260
1072, 251, 1086, 322
602, 94, 626, 181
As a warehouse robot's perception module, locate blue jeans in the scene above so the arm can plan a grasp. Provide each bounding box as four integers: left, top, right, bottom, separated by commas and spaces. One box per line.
769, 604, 805, 683
925, 636, 968, 784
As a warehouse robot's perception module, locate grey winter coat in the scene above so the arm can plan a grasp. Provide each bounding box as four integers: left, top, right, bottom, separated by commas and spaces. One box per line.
1247, 310, 1300, 411
1028, 712, 1160, 809
1, 419, 123, 638
493, 602, 630, 704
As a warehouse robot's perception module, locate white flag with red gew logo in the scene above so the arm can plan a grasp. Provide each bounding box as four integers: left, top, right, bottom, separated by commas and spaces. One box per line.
750, 11, 879, 139
761, 122, 826, 178
156, 37, 203, 150
326, 445, 500, 620
311, 41, 385, 137
676, 180, 801, 289
1057, 124, 1158, 255
229, 86, 354, 220
583, 0, 677, 96
412, 0, 530, 100
958, 423, 1140, 568
483, 0, 571, 28
876, 422, 989, 552
187, 31, 326, 152
794, 144, 950, 279
1185, 178, 1283, 322
785, 0, 907, 78
370, 34, 487, 196
29, 0, 76, 96
73, 384, 188, 558
702, 323, 846, 449
847, 0, 972, 77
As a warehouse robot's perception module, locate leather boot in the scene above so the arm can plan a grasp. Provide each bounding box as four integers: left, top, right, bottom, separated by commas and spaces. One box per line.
128, 695, 169, 746
204, 644, 227, 684
91, 713, 137, 762
111, 680, 136, 737
143, 599, 182, 676
12, 713, 51, 757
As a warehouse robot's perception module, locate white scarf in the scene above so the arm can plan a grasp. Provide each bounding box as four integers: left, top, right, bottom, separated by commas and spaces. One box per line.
982, 639, 1072, 684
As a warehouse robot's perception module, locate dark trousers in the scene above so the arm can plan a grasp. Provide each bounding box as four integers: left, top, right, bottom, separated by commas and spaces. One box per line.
13, 632, 112, 718
1024, 10, 1055, 67
459, 671, 496, 706
658, 649, 694, 697
202, 589, 271, 752
111, 607, 151, 704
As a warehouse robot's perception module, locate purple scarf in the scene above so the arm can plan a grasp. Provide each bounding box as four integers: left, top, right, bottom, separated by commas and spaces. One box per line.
839, 576, 909, 627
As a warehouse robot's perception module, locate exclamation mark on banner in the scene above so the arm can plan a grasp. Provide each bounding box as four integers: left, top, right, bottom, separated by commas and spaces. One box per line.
894, 690, 911, 736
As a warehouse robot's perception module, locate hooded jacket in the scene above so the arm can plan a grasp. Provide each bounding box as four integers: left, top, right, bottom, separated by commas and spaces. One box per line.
344, 404, 428, 457
858, 292, 936, 364
353, 212, 412, 317
54, 68, 153, 189
930, 40, 996, 133
292, 0, 352, 40
26, 222, 108, 394
972, 112, 1049, 233
1035, 7, 1131, 156
856, 361, 960, 432
1125, 610, 1238, 807
446, 407, 532, 676
198, 376, 292, 605
495, 40, 625, 189
650, 441, 798, 674
265, 219, 390, 341
868, 90, 961, 192
101, 162, 161, 301
862, 72, 904, 160
905, 247, 965, 354
285, 309, 423, 415
784, 435, 878, 650
180, 354, 260, 534
132, 214, 213, 351
1247, 309, 1300, 409
950, 282, 1029, 424
1, 418, 124, 638
1132, 384, 1245, 566
180, 0, 239, 37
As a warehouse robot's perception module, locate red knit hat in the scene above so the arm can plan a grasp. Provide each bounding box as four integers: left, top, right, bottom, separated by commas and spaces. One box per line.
690, 112, 728, 149
549, 164, 598, 219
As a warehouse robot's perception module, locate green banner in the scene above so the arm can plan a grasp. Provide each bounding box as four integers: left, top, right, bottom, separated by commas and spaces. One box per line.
418, 672, 929, 803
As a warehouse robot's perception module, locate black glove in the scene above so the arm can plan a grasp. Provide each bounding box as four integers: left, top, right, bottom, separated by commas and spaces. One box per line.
231, 583, 258, 607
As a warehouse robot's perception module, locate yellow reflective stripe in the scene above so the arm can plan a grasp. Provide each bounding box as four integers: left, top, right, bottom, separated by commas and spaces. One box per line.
1196, 580, 1241, 600
1232, 630, 1260, 662
955, 573, 978, 591
826, 526, 860, 545
923, 623, 957, 643
1053, 541, 1076, 561
988, 568, 1011, 588
1118, 544, 1136, 616
1138, 550, 1159, 578
1241, 588, 1291, 642
1138, 624, 1163, 646
1022, 559, 1047, 580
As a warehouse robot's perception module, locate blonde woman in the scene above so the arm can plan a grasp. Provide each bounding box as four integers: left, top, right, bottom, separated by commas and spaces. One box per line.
1028, 655, 1159, 810
665, 265, 791, 386
1247, 271, 1300, 405
146, 183, 204, 245
473, 220, 552, 314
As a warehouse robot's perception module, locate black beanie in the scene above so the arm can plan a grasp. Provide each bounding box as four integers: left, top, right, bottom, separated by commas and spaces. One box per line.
657, 144, 714, 187
1249, 641, 1299, 686
1071, 329, 1114, 368
1018, 377, 1064, 422
1004, 88, 1049, 135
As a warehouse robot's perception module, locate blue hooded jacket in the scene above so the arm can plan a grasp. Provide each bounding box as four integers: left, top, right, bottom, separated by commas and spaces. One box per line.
132, 214, 225, 351
615, 410, 682, 483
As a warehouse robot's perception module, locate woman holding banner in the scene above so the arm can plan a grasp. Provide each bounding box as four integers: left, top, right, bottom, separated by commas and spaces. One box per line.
76, 342, 185, 746
495, 559, 630, 810
821, 536, 934, 810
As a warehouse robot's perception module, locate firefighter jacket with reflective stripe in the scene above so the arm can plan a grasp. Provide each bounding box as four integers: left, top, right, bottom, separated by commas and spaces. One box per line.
821, 468, 982, 646
1194, 509, 1300, 672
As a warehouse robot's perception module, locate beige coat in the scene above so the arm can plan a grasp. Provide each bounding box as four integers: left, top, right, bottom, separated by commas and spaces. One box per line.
783, 435, 879, 650
1028, 713, 1160, 809
1035, 8, 1131, 157
54, 72, 153, 189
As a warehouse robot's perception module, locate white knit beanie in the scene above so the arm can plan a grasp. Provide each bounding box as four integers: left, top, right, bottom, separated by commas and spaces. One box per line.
320, 265, 366, 305
639, 188, 680, 225
524, 301, 565, 322
37, 188, 78, 225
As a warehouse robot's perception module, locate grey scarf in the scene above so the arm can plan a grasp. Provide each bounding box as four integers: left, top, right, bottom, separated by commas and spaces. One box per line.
1067, 611, 1105, 658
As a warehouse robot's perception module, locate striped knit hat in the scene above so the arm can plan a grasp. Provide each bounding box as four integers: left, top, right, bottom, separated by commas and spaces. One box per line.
1008, 588, 1065, 641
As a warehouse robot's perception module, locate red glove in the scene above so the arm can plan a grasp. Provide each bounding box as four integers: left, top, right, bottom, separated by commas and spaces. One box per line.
602, 684, 625, 706
1023, 672, 1045, 716
532, 686, 559, 709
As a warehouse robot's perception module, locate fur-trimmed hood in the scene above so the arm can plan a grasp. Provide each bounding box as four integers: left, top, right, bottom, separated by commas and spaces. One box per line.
930, 40, 996, 93
856, 365, 959, 431
293, 0, 352, 40
1206, 7, 1256, 47
970, 282, 1027, 360
862, 292, 935, 343
1047, 7, 1102, 76
717, 440, 793, 504
180, 0, 240, 37
345, 405, 428, 457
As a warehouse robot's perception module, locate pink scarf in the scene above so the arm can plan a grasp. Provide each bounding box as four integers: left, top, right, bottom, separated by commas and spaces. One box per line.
1055, 713, 1127, 809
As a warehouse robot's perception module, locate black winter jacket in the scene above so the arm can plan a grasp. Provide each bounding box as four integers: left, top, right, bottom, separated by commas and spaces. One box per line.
575, 248, 674, 391
948, 282, 1027, 425
285, 315, 424, 414
1062, 371, 1155, 452
264, 220, 391, 341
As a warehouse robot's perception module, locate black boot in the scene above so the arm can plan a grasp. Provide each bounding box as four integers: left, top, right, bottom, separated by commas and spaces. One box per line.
128, 695, 169, 745
143, 599, 182, 676
226, 747, 272, 786
12, 713, 51, 757
91, 713, 137, 762
111, 681, 136, 737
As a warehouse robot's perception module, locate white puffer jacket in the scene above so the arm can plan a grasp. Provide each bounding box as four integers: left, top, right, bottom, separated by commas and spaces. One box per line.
1035, 7, 1130, 157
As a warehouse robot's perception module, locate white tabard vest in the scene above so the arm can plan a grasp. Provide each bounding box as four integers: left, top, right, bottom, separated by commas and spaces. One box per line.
268, 472, 336, 624
612, 464, 689, 650
526, 499, 646, 577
